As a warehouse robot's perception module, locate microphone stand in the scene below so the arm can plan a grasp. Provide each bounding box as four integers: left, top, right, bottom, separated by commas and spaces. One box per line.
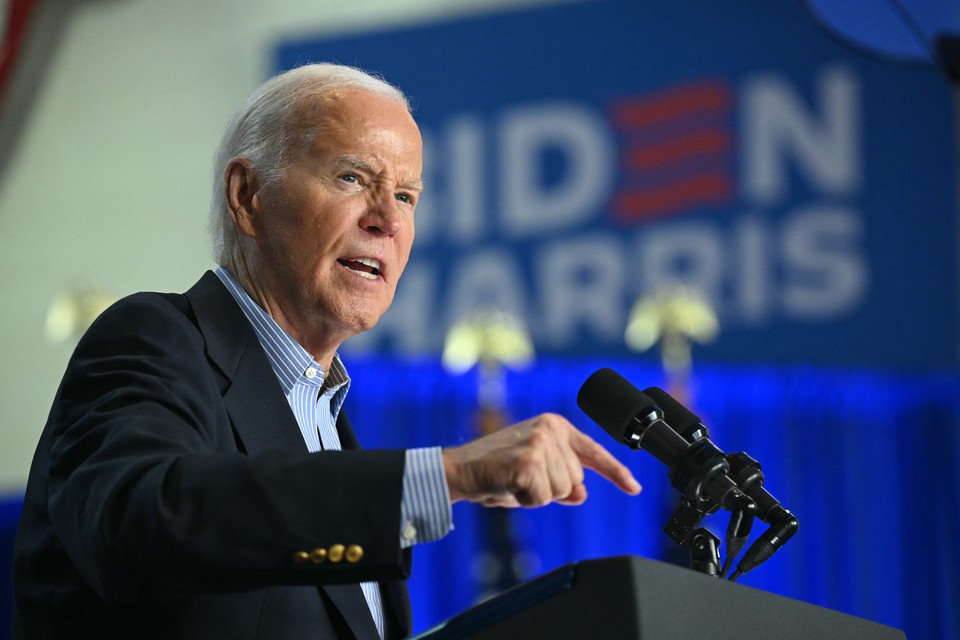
664, 498, 721, 576
660, 439, 755, 577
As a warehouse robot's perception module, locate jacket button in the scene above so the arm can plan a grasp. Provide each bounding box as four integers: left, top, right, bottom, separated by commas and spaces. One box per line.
292, 551, 310, 564
309, 548, 328, 564
345, 545, 364, 563
329, 544, 345, 562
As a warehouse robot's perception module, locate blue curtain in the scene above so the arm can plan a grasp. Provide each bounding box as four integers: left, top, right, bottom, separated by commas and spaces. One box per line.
2, 358, 958, 639
344, 357, 960, 640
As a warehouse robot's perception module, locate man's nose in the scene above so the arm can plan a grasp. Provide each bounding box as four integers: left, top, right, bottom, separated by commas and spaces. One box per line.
362, 190, 403, 235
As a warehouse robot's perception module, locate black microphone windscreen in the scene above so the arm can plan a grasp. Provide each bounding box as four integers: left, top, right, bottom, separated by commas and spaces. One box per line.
644, 386, 702, 435
577, 369, 657, 444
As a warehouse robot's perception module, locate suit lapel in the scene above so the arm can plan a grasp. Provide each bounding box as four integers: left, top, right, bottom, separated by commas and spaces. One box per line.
223, 343, 306, 455
184, 271, 304, 456
184, 272, 401, 639
336, 411, 361, 450
323, 585, 382, 640
381, 577, 413, 639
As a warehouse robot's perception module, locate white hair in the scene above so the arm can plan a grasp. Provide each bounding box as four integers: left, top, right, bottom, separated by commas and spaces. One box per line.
208, 63, 411, 267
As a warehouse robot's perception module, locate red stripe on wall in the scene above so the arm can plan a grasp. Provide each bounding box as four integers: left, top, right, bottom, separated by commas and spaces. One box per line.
611, 81, 732, 129
623, 129, 732, 171
612, 173, 733, 221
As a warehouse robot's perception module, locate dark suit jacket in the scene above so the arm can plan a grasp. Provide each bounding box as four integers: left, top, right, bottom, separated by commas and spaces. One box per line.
13, 271, 413, 639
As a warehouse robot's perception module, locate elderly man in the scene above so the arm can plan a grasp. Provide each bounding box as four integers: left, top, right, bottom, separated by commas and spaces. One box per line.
12, 63, 640, 640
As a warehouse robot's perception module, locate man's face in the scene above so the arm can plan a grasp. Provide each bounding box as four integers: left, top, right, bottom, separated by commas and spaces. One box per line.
246, 89, 422, 346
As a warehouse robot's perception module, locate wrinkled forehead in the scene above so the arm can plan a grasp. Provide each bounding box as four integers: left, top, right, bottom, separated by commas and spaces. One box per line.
287, 89, 422, 167
290, 88, 414, 139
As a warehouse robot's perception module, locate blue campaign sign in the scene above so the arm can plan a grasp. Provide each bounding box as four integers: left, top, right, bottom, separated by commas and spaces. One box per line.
275, 0, 957, 369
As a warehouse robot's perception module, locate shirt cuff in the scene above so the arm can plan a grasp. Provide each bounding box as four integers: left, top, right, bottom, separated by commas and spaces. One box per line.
400, 447, 453, 548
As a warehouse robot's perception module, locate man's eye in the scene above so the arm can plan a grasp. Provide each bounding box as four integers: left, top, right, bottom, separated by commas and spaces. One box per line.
396, 193, 414, 205
339, 173, 359, 184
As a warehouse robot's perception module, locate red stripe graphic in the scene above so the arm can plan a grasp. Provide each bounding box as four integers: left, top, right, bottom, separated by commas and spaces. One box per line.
609, 78, 735, 223
613, 173, 733, 222
612, 81, 732, 129
623, 129, 732, 171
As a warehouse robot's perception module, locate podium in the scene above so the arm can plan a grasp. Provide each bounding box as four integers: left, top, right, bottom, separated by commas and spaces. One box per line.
413, 556, 906, 639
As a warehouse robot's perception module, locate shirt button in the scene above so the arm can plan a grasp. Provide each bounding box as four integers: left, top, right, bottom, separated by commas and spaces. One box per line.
402, 523, 417, 541
305, 367, 318, 379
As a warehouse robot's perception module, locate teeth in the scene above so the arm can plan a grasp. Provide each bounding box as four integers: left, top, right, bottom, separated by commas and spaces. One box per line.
339, 257, 381, 280
355, 258, 381, 270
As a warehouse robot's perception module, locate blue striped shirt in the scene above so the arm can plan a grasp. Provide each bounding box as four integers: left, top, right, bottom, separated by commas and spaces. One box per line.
215, 267, 452, 637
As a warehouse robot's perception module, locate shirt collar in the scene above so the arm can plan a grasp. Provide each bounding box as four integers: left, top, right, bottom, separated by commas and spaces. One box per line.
214, 266, 351, 399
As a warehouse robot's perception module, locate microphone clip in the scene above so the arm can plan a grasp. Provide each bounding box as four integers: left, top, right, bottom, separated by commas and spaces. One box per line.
663, 499, 722, 577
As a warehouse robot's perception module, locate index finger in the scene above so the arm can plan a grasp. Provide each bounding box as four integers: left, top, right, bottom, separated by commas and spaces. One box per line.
571, 430, 641, 495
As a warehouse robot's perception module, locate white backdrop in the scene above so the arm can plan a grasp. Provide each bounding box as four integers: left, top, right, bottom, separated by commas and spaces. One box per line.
0, 0, 576, 492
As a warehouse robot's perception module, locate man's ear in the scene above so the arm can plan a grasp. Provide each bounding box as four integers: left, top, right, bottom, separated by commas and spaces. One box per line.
225, 158, 261, 238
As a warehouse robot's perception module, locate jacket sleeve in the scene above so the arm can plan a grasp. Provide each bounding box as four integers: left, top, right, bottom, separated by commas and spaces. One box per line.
45, 292, 409, 605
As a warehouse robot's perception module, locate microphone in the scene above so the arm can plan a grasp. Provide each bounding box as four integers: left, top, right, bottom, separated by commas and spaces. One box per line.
577, 369, 755, 515
642, 386, 798, 580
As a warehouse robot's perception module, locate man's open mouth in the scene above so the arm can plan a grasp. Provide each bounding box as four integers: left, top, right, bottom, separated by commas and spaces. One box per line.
338, 258, 382, 280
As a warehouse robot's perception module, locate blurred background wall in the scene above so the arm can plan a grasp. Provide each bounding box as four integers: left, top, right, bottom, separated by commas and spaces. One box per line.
1, 0, 958, 638
0, 0, 571, 495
